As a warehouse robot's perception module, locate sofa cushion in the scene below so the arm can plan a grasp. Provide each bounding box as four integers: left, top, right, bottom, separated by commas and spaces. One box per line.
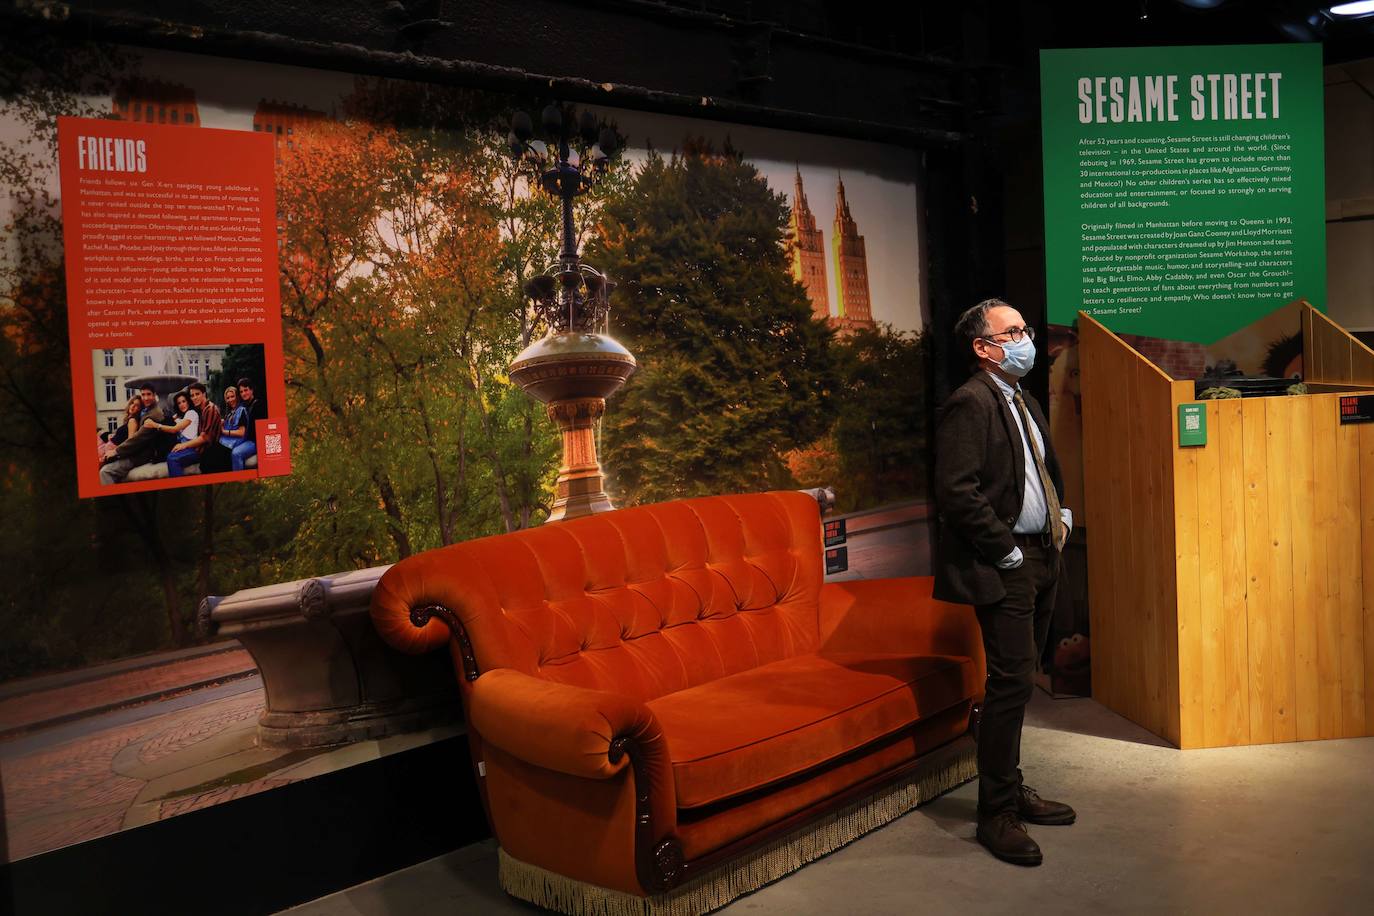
646, 652, 976, 810
676, 702, 973, 861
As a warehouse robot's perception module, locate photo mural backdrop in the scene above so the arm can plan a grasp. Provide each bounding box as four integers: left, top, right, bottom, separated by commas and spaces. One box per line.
0, 40, 928, 858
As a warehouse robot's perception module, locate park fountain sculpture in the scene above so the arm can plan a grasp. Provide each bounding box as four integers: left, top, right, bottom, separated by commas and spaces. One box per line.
506, 105, 636, 522
123, 371, 199, 405
121, 347, 201, 416
198, 110, 637, 748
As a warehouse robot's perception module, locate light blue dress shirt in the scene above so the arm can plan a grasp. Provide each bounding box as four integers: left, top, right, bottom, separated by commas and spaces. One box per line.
986, 373, 1072, 567
987, 373, 1051, 534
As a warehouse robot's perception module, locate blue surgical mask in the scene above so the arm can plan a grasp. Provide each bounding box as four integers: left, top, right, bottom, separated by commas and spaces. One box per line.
996, 337, 1036, 377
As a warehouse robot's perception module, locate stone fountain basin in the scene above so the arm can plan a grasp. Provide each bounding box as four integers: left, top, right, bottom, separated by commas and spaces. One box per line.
128, 453, 257, 482
200, 565, 459, 749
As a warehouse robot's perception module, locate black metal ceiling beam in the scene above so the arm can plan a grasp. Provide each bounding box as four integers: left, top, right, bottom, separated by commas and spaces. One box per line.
2, 0, 969, 146
566, 0, 963, 71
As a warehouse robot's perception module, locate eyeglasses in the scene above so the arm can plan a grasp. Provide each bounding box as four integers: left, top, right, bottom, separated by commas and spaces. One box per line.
982, 326, 1035, 344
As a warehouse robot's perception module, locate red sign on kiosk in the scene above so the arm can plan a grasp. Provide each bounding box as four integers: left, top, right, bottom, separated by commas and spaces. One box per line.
1339, 395, 1374, 425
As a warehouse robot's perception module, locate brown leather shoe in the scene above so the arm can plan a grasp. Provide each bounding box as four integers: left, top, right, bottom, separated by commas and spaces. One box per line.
976, 810, 1043, 866
1018, 784, 1076, 825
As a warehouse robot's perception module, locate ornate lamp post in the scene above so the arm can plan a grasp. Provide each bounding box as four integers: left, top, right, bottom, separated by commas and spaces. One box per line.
506, 105, 636, 522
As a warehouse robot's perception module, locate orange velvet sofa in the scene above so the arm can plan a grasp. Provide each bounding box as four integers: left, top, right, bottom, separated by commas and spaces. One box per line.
370, 491, 984, 914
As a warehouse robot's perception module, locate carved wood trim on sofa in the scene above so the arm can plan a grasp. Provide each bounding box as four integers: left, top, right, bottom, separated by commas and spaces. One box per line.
609, 737, 684, 893
408, 604, 480, 682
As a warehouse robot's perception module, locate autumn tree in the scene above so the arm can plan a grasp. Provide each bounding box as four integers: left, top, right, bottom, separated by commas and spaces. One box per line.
270, 89, 628, 559
0, 50, 642, 677
343, 82, 634, 534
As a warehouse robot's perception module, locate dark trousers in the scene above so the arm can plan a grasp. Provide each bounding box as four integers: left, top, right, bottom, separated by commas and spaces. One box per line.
974, 544, 1059, 819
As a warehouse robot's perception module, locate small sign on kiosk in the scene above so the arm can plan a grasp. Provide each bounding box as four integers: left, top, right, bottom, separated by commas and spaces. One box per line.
825, 546, 849, 575
1339, 394, 1374, 425
1178, 403, 1207, 447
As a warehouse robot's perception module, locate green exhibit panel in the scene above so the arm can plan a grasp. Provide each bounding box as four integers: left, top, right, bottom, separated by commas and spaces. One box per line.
1041, 44, 1326, 343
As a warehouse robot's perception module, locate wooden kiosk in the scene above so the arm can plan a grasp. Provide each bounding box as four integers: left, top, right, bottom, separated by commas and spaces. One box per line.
1080, 303, 1374, 749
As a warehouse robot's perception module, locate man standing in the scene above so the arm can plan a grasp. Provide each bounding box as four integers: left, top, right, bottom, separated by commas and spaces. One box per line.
167, 382, 223, 477
99, 384, 166, 485
934, 298, 1076, 867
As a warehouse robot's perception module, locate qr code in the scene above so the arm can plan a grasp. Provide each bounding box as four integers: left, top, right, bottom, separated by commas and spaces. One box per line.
264, 433, 283, 456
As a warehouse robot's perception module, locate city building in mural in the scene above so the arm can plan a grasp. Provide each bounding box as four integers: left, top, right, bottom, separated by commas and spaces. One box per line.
253, 99, 328, 147
788, 167, 830, 322
91, 346, 225, 432
831, 174, 875, 333
111, 79, 199, 126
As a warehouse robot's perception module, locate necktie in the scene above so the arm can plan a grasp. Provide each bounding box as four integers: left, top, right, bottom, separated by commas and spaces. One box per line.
1013, 389, 1065, 551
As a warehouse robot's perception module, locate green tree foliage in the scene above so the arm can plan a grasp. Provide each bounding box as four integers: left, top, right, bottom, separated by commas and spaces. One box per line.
829, 325, 931, 509
587, 141, 838, 504
208, 345, 267, 406
266, 102, 559, 565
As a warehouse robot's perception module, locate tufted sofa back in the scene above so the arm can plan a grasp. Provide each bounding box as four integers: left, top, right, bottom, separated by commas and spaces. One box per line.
371, 491, 824, 703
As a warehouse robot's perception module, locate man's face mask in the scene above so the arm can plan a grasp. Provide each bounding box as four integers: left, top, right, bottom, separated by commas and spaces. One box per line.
997, 337, 1036, 377
984, 335, 1036, 378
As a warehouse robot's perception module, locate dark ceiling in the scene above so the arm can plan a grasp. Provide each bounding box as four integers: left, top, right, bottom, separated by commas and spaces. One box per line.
649, 0, 1373, 62
1, 0, 1368, 143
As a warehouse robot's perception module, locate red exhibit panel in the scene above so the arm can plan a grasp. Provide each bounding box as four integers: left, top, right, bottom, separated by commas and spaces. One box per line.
58, 116, 290, 497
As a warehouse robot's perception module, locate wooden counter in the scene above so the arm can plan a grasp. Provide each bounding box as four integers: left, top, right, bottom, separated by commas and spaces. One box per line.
1080, 304, 1374, 748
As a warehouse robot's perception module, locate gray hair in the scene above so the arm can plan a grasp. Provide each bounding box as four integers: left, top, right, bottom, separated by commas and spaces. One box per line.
954, 298, 1011, 366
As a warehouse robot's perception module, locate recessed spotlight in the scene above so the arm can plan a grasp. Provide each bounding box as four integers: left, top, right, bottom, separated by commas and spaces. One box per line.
1329, 1, 1374, 17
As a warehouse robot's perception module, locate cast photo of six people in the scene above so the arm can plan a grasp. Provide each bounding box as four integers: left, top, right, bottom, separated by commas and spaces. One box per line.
97, 377, 267, 486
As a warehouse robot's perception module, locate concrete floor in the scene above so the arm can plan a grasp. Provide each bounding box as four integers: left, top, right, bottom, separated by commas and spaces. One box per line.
282, 691, 1374, 916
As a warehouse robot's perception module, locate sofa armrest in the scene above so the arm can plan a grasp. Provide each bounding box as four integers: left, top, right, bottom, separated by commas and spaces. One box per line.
471, 668, 672, 784
471, 668, 681, 893
818, 577, 985, 675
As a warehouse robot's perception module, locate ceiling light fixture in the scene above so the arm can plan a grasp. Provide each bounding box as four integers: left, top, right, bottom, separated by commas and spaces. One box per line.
1328, 1, 1374, 16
